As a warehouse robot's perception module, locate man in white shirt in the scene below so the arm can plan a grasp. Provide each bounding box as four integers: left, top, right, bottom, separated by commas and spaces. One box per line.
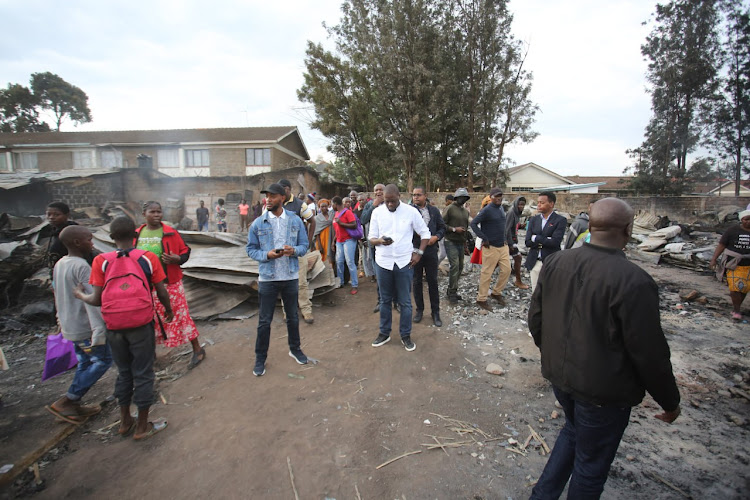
369, 184, 431, 352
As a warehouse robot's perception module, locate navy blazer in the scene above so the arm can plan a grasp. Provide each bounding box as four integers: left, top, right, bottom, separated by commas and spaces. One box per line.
524, 211, 566, 270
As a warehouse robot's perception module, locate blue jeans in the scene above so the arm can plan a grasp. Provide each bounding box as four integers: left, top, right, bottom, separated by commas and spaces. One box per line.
336, 238, 359, 288
363, 243, 376, 277
530, 386, 632, 500
256, 280, 300, 361
198, 221, 209, 231
67, 341, 113, 401
375, 262, 413, 338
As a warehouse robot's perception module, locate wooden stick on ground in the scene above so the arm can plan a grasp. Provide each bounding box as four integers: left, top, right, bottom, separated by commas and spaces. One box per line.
430, 435, 449, 456
355, 483, 362, 500
0, 424, 76, 488
376, 450, 422, 470
644, 471, 693, 499
287, 457, 300, 500
527, 425, 551, 454
464, 357, 477, 367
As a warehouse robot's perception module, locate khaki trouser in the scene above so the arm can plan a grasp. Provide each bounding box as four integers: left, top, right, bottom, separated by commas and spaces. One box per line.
530, 260, 543, 293
476, 245, 511, 302
297, 253, 313, 319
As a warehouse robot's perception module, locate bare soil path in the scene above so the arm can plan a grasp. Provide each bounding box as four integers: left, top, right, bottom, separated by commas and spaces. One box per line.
1, 258, 749, 499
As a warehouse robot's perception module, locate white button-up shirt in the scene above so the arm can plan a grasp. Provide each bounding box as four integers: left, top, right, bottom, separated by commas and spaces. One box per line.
369, 201, 431, 270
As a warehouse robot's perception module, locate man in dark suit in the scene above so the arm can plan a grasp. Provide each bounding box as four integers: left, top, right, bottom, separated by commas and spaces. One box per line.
410, 187, 447, 326
525, 191, 566, 292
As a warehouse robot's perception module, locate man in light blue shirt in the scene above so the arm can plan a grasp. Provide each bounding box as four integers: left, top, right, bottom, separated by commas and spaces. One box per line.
246, 183, 309, 376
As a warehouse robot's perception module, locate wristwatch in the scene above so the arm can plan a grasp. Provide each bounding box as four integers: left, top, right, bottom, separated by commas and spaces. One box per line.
413, 249, 424, 255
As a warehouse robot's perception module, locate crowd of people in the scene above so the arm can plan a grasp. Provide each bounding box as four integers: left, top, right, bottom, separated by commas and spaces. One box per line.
41, 182, 750, 498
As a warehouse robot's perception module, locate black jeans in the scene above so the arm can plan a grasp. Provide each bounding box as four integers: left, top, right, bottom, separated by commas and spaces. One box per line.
413, 250, 439, 314
256, 279, 301, 361
530, 386, 631, 499
106, 323, 156, 410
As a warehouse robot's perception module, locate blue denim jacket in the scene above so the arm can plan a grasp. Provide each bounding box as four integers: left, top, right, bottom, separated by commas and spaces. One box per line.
246, 209, 309, 281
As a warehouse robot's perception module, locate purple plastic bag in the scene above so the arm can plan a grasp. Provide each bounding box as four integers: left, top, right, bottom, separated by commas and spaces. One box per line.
41, 333, 78, 381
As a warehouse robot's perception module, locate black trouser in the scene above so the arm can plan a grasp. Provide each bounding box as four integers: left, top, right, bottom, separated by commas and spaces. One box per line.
106, 323, 156, 410
413, 250, 439, 314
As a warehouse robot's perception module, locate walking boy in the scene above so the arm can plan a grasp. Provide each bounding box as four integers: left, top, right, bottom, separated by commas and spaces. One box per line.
45, 225, 113, 424
75, 216, 173, 440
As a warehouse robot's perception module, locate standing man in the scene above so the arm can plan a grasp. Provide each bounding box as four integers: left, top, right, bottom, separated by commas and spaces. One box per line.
277, 179, 317, 324
411, 187, 446, 327
196, 200, 210, 232
369, 185, 430, 352
361, 184, 386, 312
470, 187, 511, 312
528, 198, 680, 499
525, 191, 566, 292
505, 196, 530, 289
564, 203, 592, 249
246, 183, 310, 377
442, 188, 471, 304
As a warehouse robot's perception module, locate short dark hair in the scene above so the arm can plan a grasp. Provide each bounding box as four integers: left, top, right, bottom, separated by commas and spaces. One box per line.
518, 196, 526, 204
142, 200, 161, 212
539, 191, 556, 204
331, 196, 343, 207
445, 194, 454, 201
110, 216, 136, 241
413, 186, 425, 193
217, 198, 225, 205
47, 201, 70, 214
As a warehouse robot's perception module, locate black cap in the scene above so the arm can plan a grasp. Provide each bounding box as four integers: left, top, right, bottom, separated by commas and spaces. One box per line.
277, 179, 292, 189
261, 183, 286, 195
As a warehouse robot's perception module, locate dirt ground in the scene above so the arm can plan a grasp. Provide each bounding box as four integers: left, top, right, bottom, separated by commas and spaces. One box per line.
1, 252, 749, 499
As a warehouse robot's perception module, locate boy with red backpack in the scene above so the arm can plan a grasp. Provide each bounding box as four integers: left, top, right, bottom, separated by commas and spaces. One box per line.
75, 216, 173, 441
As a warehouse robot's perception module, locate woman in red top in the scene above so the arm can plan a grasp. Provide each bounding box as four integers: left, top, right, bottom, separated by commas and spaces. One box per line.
330, 196, 359, 294
238, 199, 250, 232
135, 201, 205, 369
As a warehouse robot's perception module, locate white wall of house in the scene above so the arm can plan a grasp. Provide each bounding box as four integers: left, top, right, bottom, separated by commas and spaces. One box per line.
506, 165, 573, 192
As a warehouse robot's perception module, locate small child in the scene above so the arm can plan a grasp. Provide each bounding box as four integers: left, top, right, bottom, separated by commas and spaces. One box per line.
45, 225, 113, 424
216, 198, 228, 232
75, 217, 173, 441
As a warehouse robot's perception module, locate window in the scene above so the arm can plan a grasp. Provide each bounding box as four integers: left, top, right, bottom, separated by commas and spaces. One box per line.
158, 149, 179, 168
186, 149, 210, 167
72, 151, 91, 169
246, 148, 271, 166
101, 150, 123, 168
73, 151, 94, 169
511, 186, 533, 192
14, 152, 38, 171
0, 154, 8, 172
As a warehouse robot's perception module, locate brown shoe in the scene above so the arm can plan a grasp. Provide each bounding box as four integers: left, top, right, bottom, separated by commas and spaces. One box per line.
74, 403, 102, 417
476, 301, 493, 312
491, 293, 506, 306
514, 281, 530, 289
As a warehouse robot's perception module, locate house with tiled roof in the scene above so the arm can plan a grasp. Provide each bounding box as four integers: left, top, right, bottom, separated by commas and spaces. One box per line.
0, 127, 309, 178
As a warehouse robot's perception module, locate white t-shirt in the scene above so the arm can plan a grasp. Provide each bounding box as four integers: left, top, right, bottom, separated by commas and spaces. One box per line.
369, 202, 430, 269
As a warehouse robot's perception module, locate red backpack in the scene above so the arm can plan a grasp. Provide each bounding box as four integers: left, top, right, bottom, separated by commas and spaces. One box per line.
100, 249, 155, 331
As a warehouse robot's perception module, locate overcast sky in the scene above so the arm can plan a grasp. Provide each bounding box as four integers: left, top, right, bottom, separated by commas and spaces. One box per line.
0, 0, 659, 177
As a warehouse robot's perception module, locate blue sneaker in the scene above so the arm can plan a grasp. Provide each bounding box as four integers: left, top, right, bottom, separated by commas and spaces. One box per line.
253, 359, 266, 376
289, 349, 308, 365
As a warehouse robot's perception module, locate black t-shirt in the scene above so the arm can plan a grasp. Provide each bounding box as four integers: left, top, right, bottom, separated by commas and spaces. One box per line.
47, 221, 78, 269
720, 225, 750, 266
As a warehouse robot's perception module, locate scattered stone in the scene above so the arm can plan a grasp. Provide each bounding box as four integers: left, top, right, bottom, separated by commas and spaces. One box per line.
492, 383, 503, 389
508, 438, 518, 445
550, 410, 560, 419
690, 400, 701, 408
718, 390, 731, 397
626, 455, 635, 462
679, 289, 700, 302
732, 374, 743, 383
554, 400, 562, 409
727, 414, 747, 426
485, 364, 504, 376
695, 296, 708, 305
538, 418, 545, 423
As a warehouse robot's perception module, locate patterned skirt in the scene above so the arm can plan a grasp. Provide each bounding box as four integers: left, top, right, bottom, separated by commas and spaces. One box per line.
727, 266, 750, 293
152, 280, 200, 348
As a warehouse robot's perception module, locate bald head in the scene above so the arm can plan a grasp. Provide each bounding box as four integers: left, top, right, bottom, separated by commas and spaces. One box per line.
384, 184, 401, 212
589, 198, 634, 249
59, 225, 92, 248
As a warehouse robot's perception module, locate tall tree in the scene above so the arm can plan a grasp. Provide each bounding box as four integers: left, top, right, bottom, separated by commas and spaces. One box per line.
630, 0, 721, 194
30, 72, 92, 131
0, 83, 50, 133
708, 4, 750, 196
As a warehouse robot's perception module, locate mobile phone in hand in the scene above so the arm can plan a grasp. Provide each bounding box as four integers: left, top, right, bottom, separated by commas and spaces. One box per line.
382, 236, 393, 243
275, 248, 284, 254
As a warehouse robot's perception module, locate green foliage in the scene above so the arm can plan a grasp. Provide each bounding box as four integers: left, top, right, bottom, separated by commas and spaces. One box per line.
299, 0, 538, 191
0, 73, 92, 133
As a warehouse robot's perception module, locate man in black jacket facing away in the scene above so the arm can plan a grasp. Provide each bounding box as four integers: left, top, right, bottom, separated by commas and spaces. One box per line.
528, 197, 680, 499
410, 187, 446, 327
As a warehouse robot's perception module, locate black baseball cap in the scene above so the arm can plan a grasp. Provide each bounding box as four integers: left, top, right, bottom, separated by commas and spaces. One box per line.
261, 183, 286, 195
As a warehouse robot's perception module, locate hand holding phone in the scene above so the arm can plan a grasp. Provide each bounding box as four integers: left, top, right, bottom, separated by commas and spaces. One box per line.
275, 248, 284, 254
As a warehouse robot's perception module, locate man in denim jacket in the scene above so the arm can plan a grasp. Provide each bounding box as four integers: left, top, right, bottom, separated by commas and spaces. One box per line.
246, 183, 309, 377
